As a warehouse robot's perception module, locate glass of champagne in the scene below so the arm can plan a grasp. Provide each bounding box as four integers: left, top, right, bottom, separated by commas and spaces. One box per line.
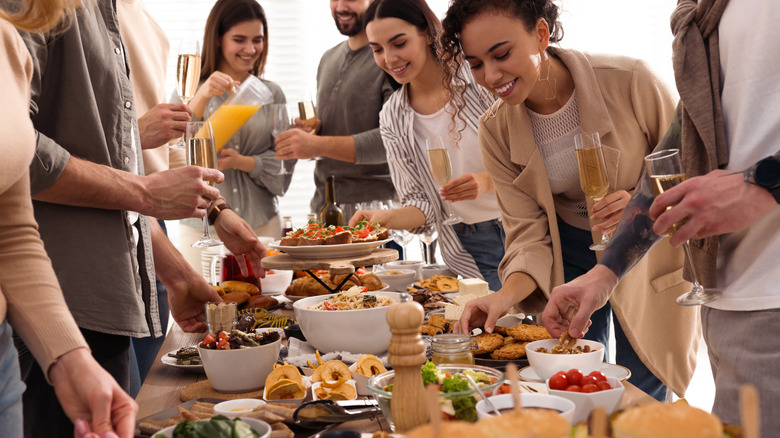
186, 121, 222, 248
298, 96, 317, 134
171, 38, 201, 149
644, 149, 722, 305
425, 136, 462, 226
575, 132, 611, 250
271, 103, 292, 175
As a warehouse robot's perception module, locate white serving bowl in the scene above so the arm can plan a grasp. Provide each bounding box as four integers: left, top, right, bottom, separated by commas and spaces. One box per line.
198, 328, 281, 393
373, 269, 416, 292
293, 292, 401, 354
420, 264, 455, 279
525, 338, 605, 381
260, 269, 294, 295
547, 376, 625, 423
213, 398, 266, 418
384, 260, 424, 281
155, 418, 271, 438
476, 393, 576, 423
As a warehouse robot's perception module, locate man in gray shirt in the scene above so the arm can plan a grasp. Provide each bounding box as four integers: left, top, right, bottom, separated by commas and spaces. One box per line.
274, 0, 396, 217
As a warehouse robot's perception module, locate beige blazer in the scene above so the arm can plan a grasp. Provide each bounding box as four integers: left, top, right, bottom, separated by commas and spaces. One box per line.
479, 47, 700, 397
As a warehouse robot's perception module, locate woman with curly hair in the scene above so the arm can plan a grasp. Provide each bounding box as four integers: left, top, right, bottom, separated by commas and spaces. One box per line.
350, 0, 505, 289
442, 0, 699, 401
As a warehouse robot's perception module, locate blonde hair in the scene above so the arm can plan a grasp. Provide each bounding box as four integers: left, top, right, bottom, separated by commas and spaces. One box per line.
1, 0, 83, 33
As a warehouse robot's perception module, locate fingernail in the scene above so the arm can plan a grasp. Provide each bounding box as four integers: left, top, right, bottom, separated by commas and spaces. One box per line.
74, 419, 90, 436
570, 328, 581, 337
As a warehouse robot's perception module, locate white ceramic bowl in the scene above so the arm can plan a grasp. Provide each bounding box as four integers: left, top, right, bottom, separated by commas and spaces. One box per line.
547, 376, 625, 423
373, 269, 416, 292
420, 264, 455, 279
293, 292, 401, 354
198, 328, 282, 393
213, 398, 266, 418
476, 393, 576, 423
260, 269, 294, 295
155, 418, 271, 438
384, 260, 424, 281
525, 338, 605, 381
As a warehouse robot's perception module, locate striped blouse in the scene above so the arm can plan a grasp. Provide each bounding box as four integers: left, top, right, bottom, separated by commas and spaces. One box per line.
379, 77, 497, 279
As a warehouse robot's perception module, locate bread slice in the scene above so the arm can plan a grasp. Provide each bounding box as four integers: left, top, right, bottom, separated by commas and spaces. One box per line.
324, 230, 352, 245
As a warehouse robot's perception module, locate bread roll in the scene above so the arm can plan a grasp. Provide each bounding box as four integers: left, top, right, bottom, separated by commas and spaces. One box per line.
221, 280, 260, 296
221, 291, 251, 306
246, 295, 278, 310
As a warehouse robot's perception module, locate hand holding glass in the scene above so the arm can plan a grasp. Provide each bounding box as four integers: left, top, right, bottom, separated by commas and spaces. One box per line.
425, 136, 462, 226
644, 149, 721, 305
186, 121, 222, 248
575, 132, 611, 250
271, 103, 293, 175
171, 38, 201, 149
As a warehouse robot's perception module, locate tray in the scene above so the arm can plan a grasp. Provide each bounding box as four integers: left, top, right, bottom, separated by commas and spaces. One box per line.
269, 239, 392, 259
261, 248, 398, 275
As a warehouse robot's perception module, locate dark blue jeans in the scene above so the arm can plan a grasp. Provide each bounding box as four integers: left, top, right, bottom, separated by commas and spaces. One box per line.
558, 218, 666, 401
452, 219, 506, 291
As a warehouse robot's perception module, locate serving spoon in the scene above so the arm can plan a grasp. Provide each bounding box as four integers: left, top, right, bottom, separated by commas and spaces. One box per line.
464, 373, 501, 416
292, 399, 380, 429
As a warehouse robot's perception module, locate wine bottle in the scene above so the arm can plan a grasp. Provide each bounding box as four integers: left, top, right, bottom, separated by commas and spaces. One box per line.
319, 175, 344, 226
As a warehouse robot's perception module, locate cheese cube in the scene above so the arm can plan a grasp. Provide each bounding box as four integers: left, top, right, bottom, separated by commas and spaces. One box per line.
444, 303, 465, 321
458, 278, 489, 298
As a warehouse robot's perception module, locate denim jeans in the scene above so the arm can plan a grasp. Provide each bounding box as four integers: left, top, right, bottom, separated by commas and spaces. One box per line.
452, 219, 506, 291
558, 218, 667, 401
0, 321, 24, 438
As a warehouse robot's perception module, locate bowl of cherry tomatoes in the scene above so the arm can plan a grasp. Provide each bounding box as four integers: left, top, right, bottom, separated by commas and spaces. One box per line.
525, 338, 604, 381
546, 369, 624, 423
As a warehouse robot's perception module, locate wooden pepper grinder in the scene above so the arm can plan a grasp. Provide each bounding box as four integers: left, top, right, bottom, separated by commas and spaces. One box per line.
386, 294, 427, 433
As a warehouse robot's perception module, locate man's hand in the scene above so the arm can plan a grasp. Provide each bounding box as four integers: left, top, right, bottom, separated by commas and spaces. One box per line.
440, 171, 494, 202
591, 190, 631, 234
274, 128, 322, 160
214, 209, 268, 277
542, 265, 617, 338
649, 169, 777, 247
166, 274, 222, 333
137, 103, 193, 150
293, 116, 321, 134
139, 166, 223, 220
49, 348, 138, 438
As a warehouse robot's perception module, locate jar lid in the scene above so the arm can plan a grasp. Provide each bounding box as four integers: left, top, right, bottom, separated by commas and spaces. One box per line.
431, 333, 470, 345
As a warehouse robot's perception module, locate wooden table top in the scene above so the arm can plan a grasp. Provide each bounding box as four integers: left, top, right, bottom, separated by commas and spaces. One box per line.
136, 312, 657, 433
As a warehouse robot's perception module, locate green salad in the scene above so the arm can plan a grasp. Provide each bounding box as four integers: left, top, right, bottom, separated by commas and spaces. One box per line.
154, 415, 258, 438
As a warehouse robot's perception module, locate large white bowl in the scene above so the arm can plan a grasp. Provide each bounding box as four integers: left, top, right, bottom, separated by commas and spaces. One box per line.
293, 291, 401, 354
155, 417, 271, 438
476, 393, 576, 423
525, 338, 605, 381
373, 269, 416, 292
260, 269, 293, 295
198, 328, 281, 393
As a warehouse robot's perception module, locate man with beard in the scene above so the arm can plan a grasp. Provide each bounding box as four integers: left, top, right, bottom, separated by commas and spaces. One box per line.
274, 0, 397, 223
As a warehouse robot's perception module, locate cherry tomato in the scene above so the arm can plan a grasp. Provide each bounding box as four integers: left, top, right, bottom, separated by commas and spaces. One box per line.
565, 369, 584, 387
581, 384, 598, 393
596, 381, 613, 391
203, 333, 216, 346
565, 385, 582, 392
218, 331, 229, 342
548, 372, 569, 391
588, 371, 607, 383
217, 338, 229, 350
499, 383, 511, 394
581, 375, 599, 387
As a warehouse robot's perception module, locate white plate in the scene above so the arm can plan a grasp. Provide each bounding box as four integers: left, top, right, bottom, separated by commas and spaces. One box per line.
269, 238, 392, 259
517, 363, 631, 383
284, 284, 389, 302
160, 348, 204, 372
155, 417, 270, 438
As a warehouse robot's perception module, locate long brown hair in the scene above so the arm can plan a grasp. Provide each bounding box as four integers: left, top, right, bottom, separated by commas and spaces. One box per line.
200, 0, 269, 80
1, 0, 82, 33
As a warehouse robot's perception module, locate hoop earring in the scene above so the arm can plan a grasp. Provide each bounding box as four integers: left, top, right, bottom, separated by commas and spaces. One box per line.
538, 50, 557, 101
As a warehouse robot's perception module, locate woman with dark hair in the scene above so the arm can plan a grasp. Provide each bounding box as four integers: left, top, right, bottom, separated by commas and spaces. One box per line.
179, 0, 293, 250
442, 0, 699, 401
350, 0, 505, 290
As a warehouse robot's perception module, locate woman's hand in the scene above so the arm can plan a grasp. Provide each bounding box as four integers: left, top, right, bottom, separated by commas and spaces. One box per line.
590, 190, 631, 234
452, 291, 517, 334
217, 148, 253, 173
194, 71, 238, 102
440, 171, 494, 202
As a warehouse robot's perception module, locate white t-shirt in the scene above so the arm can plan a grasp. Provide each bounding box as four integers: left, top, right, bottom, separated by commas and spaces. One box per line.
412, 105, 501, 225
710, 0, 780, 310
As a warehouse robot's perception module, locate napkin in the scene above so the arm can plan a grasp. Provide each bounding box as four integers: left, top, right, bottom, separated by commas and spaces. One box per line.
284, 338, 389, 368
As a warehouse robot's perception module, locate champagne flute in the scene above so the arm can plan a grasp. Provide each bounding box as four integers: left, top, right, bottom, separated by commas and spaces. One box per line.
271, 103, 293, 175
297, 94, 323, 161
644, 149, 722, 305
171, 38, 201, 150
425, 136, 462, 226
419, 227, 438, 265
186, 121, 222, 248
575, 132, 611, 250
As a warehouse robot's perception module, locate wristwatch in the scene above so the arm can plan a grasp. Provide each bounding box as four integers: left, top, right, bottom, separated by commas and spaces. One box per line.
207, 201, 232, 225
754, 155, 780, 204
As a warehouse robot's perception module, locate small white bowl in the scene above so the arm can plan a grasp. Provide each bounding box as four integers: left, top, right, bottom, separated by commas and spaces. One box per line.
198, 328, 281, 393
476, 393, 576, 423
373, 269, 416, 292
384, 260, 425, 281
260, 270, 294, 295
547, 376, 625, 423
311, 380, 358, 401
420, 264, 455, 279
213, 399, 266, 418
525, 338, 605, 382
155, 418, 271, 438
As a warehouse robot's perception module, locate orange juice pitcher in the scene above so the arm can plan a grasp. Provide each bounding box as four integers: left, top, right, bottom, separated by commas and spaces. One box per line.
200, 75, 273, 151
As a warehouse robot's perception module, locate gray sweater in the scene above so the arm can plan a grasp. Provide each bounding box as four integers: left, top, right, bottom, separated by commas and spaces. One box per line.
311, 41, 397, 212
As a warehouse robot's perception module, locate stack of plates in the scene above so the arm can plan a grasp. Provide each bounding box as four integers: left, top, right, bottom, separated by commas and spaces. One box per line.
199, 244, 226, 283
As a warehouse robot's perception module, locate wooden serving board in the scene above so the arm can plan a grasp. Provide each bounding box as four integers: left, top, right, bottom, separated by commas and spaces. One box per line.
260, 248, 398, 275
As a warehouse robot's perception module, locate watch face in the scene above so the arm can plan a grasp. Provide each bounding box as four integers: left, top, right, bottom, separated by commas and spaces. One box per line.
756, 157, 780, 188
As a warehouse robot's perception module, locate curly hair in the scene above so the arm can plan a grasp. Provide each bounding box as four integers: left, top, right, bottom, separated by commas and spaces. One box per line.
364, 0, 469, 147
440, 0, 564, 108
1, 0, 82, 33
201, 0, 269, 80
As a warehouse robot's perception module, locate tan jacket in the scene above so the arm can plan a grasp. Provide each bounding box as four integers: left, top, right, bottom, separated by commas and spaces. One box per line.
479, 48, 700, 397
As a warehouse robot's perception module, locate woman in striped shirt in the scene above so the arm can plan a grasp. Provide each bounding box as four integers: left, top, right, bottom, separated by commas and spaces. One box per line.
350, 0, 506, 290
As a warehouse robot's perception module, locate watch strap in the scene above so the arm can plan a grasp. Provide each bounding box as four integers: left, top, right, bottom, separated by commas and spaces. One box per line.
207, 199, 232, 225
755, 156, 780, 204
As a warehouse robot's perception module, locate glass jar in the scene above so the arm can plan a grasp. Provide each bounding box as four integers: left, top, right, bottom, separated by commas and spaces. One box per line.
430, 333, 474, 365
282, 216, 294, 235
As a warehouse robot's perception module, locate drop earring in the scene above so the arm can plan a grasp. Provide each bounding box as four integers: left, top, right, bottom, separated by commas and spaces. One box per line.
538, 50, 557, 100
